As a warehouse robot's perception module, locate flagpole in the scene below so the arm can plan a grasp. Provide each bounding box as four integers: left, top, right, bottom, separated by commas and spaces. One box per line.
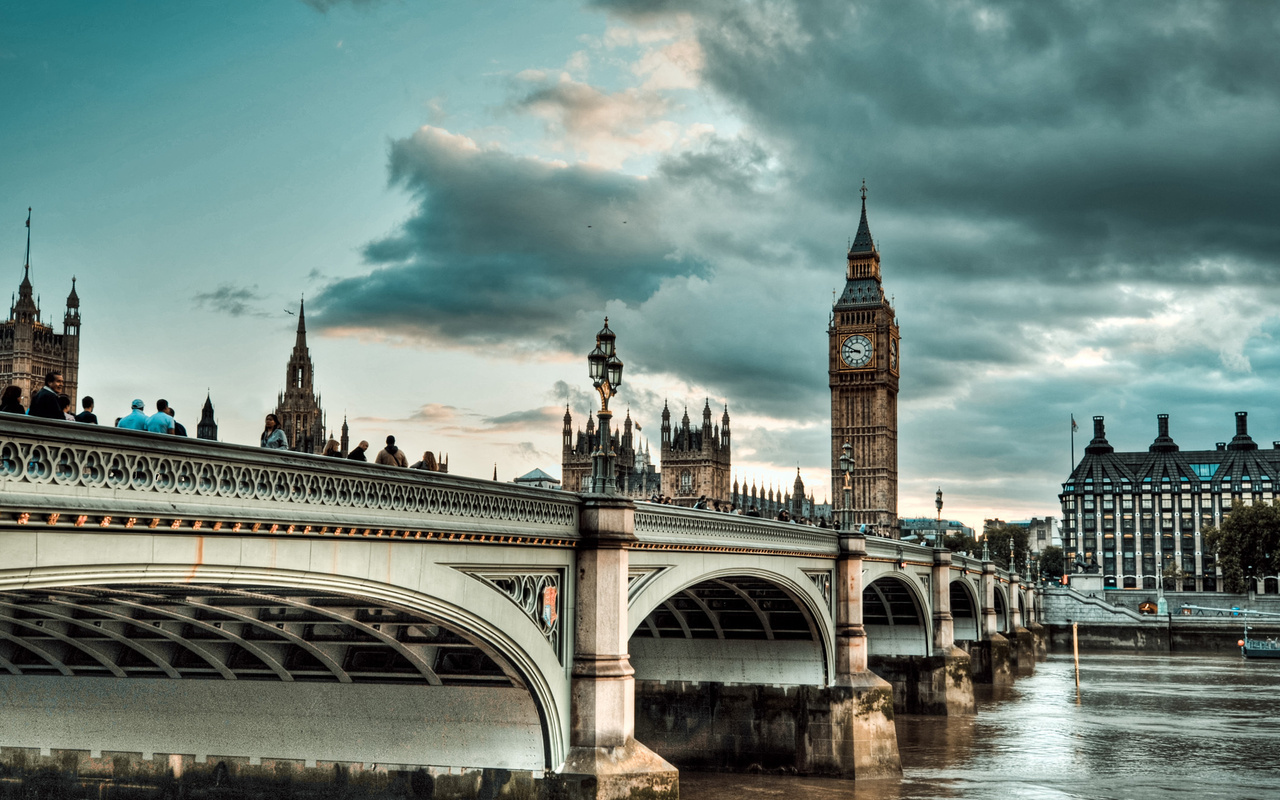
24, 208, 31, 268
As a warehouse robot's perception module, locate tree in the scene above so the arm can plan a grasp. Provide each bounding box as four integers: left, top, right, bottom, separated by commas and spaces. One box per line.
981, 523, 1031, 571
1204, 500, 1280, 594
943, 530, 978, 557
1039, 545, 1064, 580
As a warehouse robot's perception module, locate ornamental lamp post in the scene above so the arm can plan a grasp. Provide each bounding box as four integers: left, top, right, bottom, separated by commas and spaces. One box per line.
587, 318, 623, 494
838, 441, 854, 532
935, 487, 944, 548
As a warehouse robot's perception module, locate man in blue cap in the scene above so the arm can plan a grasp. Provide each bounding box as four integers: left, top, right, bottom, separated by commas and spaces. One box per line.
117, 399, 150, 431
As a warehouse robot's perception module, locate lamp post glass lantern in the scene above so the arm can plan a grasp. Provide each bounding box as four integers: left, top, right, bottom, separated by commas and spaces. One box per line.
587, 318, 623, 493
934, 487, 943, 548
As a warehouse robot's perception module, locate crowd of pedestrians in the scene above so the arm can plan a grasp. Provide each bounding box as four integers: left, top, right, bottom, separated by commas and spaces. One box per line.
1, 371, 195, 439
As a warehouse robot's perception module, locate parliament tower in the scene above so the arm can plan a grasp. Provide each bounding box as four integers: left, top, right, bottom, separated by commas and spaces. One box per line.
1, 212, 80, 408
274, 299, 326, 454
829, 185, 899, 535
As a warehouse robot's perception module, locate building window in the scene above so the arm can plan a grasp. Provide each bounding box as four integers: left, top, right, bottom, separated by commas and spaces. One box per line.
680, 470, 692, 493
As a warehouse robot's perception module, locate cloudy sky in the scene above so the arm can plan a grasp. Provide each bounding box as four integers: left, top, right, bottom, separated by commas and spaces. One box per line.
4, 1, 1279, 528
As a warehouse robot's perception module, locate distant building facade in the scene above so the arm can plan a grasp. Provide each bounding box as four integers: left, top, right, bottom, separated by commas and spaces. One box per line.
1012, 517, 1061, 556
273, 300, 326, 454
900, 517, 975, 545
1061, 412, 1280, 593
513, 468, 560, 490
562, 407, 658, 497
660, 400, 731, 507
731, 469, 821, 519
1, 256, 80, 409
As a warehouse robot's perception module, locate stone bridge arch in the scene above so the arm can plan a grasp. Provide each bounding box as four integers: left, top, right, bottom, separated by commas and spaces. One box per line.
0, 542, 572, 771
626, 559, 835, 687
863, 575, 930, 657
949, 579, 980, 643
993, 583, 1009, 633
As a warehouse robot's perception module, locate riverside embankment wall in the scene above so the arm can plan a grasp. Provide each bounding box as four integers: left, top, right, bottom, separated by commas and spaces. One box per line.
1042, 587, 1280, 653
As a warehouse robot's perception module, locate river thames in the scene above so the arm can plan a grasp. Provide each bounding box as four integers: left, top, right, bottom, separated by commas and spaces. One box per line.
681, 653, 1280, 800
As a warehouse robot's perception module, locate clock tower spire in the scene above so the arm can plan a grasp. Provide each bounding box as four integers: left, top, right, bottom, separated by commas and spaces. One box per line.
829, 183, 900, 535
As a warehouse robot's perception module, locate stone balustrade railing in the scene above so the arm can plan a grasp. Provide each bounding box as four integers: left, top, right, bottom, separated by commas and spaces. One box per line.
0, 415, 578, 538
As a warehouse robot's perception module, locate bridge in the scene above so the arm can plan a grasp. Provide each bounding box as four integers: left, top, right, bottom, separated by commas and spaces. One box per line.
0, 416, 1041, 798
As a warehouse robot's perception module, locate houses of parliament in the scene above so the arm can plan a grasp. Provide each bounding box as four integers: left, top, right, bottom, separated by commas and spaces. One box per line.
1, 215, 80, 408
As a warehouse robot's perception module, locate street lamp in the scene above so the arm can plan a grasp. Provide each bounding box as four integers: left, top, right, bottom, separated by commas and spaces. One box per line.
587, 318, 623, 494
838, 441, 854, 532
935, 487, 943, 548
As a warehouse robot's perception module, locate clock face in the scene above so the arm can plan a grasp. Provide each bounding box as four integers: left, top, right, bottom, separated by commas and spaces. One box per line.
890, 338, 898, 372
841, 334, 873, 368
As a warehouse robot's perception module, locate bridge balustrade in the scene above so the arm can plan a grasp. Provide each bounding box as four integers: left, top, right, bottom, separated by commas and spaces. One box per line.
0, 415, 578, 541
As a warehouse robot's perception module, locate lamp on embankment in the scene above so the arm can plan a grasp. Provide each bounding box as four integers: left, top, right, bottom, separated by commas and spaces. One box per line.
587, 318, 623, 494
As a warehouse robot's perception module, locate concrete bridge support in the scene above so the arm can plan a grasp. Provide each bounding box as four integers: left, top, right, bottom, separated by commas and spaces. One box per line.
1008, 574, 1035, 676
557, 496, 678, 800
1025, 586, 1049, 661
869, 551, 974, 716
831, 533, 901, 778
968, 561, 1013, 685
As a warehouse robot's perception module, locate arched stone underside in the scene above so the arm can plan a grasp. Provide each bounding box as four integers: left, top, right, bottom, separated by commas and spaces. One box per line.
994, 585, 1008, 633
629, 576, 825, 685
864, 577, 928, 657
0, 584, 518, 686
950, 580, 979, 643
0, 581, 553, 771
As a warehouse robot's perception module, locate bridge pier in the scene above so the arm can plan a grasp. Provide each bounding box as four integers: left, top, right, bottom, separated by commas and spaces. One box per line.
1008, 573, 1035, 676
869, 550, 974, 716
830, 533, 901, 778
968, 560, 1013, 685
556, 495, 678, 800
1025, 587, 1049, 661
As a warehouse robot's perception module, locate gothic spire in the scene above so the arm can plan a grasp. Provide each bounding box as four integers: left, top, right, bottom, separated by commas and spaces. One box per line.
849, 180, 876, 255
295, 297, 307, 343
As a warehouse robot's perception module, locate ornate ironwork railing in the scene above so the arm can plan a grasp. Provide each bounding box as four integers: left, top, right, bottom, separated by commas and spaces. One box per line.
0, 416, 578, 538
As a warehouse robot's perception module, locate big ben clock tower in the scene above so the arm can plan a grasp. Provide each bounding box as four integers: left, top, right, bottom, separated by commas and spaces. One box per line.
830, 183, 900, 536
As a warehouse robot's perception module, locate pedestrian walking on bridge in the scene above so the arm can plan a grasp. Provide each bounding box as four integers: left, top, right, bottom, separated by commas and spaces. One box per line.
261, 414, 288, 449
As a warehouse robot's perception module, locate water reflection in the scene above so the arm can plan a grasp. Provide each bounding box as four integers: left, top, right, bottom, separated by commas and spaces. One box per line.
681, 653, 1280, 800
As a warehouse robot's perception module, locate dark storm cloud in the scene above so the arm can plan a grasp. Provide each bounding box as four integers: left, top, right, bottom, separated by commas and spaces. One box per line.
312, 126, 707, 343
660, 0, 1280, 281
192, 283, 268, 318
